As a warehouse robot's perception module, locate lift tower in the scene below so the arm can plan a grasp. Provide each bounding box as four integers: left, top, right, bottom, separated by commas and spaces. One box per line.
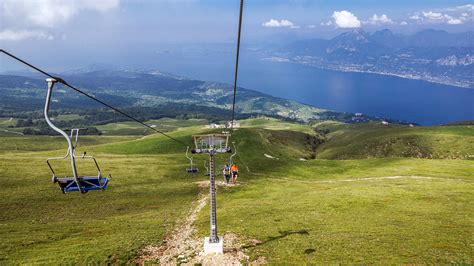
192, 134, 231, 254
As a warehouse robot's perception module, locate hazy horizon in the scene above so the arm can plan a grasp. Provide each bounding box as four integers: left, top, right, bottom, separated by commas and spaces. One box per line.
1, 0, 473, 71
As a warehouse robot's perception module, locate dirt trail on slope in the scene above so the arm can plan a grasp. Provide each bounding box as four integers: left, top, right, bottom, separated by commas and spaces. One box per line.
0, 129, 23, 136
0, 118, 13, 124
137, 181, 263, 265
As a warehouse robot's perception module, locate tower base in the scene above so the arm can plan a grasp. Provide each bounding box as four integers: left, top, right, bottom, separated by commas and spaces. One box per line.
204, 236, 224, 255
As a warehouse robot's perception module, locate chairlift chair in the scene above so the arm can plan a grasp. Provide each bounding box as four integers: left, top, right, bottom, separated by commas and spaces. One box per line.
221, 142, 237, 182
185, 146, 198, 173
44, 78, 110, 193
191, 134, 232, 154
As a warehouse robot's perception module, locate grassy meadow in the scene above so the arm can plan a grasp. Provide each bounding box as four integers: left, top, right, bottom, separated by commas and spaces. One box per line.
0, 117, 473, 263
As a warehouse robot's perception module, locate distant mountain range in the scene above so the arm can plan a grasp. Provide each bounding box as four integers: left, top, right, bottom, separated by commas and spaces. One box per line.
0, 70, 390, 124
263, 29, 474, 88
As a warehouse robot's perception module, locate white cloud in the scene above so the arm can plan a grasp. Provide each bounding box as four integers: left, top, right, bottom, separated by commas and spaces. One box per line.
429, 13, 464, 25
0, 0, 119, 41
409, 10, 466, 25
0, 29, 54, 41
331, 10, 361, 28
447, 18, 463, 25
320, 21, 333, 26
457, 4, 474, 11
307, 25, 316, 29
458, 4, 474, 10
2, 0, 119, 28
262, 19, 296, 28
400, 21, 408, 26
366, 14, 393, 25
442, 4, 474, 12
460, 13, 471, 21
422, 11, 445, 21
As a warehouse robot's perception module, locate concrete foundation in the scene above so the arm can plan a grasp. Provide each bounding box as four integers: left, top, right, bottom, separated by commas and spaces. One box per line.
204, 236, 224, 255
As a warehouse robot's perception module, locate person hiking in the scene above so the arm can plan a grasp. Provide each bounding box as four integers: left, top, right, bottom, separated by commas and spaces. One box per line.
231, 163, 239, 184
223, 164, 231, 184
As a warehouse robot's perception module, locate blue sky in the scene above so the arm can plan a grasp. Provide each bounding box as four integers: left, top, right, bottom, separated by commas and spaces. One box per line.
1, 0, 473, 71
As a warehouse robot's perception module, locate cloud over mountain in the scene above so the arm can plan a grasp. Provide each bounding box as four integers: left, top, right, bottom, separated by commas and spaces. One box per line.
332, 11, 361, 28
408, 4, 472, 26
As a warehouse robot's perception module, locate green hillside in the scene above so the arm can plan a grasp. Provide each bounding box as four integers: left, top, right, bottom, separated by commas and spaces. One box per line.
0, 118, 473, 264
314, 122, 474, 160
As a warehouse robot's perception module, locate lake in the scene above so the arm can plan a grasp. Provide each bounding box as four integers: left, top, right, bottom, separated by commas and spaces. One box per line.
149, 49, 474, 125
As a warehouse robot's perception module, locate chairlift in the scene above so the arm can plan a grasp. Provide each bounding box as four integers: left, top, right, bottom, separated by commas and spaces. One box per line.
191, 134, 232, 154
44, 78, 110, 194
220, 141, 237, 182
185, 146, 198, 173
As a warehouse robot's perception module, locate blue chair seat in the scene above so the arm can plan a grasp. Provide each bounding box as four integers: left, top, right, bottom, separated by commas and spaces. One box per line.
55, 176, 109, 193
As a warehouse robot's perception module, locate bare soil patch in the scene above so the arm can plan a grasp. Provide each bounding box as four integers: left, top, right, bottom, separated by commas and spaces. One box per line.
136, 181, 263, 265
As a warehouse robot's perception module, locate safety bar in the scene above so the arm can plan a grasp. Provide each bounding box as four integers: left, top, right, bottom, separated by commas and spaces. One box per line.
80, 155, 102, 177
47, 155, 102, 179
70, 129, 80, 151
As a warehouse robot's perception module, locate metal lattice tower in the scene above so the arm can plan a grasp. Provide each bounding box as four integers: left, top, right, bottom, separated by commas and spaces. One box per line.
192, 134, 231, 253
208, 150, 219, 243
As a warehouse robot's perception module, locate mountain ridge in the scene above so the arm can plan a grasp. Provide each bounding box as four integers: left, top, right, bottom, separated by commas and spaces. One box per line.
268, 29, 474, 88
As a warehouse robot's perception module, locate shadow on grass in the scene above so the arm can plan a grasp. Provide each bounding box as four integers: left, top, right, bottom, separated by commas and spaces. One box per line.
243, 229, 310, 248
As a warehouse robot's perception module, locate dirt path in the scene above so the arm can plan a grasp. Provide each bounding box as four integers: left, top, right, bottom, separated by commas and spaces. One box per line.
0, 118, 22, 135
0, 118, 13, 125
137, 181, 262, 265
0, 129, 24, 136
